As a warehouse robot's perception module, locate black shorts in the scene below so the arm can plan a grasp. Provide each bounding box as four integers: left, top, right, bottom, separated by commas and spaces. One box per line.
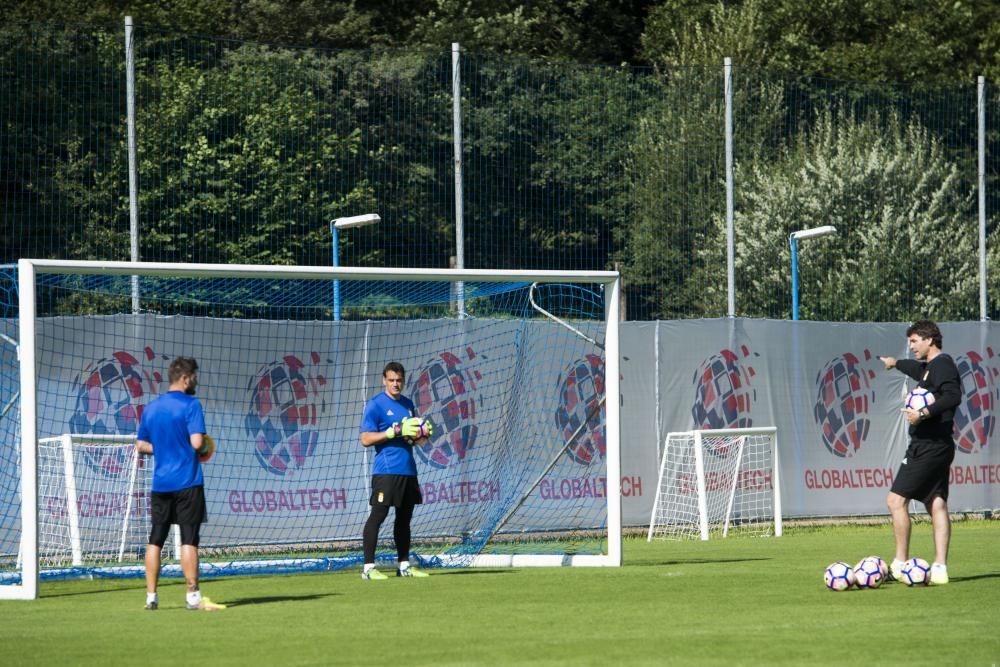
151, 485, 207, 527
370, 474, 422, 507
891, 438, 955, 505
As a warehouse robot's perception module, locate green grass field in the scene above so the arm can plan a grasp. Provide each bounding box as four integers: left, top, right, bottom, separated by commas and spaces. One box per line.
3, 521, 998, 666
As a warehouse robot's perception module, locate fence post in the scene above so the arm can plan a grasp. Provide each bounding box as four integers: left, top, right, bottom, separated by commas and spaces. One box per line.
978, 75, 988, 321
125, 17, 139, 312
724, 57, 735, 318
452, 42, 465, 318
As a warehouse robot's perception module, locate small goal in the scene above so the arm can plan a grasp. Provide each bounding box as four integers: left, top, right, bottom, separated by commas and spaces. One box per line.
647, 427, 781, 541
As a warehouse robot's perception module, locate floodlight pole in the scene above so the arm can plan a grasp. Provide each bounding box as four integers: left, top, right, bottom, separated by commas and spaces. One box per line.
789, 225, 837, 320
330, 214, 381, 321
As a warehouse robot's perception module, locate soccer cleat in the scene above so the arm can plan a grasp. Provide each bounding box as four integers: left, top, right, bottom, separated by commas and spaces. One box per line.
397, 566, 429, 578
361, 568, 389, 580
889, 560, 905, 582
929, 563, 949, 585
187, 596, 227, 611
144, 601, 158, 610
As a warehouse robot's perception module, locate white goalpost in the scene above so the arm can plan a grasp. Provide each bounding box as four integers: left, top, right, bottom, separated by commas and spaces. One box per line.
1, 259, 622, 599
647, 427, 781, 541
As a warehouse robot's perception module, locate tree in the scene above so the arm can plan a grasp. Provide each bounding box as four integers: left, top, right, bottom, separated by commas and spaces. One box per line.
695, 109, 984, 321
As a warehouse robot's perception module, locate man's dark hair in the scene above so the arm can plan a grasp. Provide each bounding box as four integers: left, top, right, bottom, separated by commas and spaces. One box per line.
383, 361, 405, 378
168, 356, 199, 384
906, 320, 942, 349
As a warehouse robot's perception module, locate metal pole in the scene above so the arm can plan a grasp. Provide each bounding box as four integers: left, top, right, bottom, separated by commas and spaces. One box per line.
331, 224, 341, 321
790, 236, 799, 321
125, 17, 139, 313
724, 57, 735, 318
978, 76, 988, 321
452, 43, 466, 318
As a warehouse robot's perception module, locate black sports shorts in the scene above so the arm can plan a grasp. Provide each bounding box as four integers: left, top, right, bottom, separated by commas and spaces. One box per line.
151, 485, 207, 528
891, 438, 955, 505
369, 474, 422, 507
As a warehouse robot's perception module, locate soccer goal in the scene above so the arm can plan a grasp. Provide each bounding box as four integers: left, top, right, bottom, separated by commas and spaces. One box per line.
1, 259, 621, 599
647, 428, 781, 541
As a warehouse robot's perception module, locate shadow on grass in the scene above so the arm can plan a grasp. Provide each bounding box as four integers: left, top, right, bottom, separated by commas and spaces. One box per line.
948, 572, 1000, 583
427, 568, 516, 576
222, 593, 339, 606
638, 557, 773, 566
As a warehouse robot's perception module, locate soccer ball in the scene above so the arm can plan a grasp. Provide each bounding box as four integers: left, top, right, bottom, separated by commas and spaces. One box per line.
853, 557, 884, 589
824, 561, 855, 591
198, 434, 216, 463
865, 555, 888, 579
905, 387, 935, 412
405, 417, 433, 445
900, 557, 930, 586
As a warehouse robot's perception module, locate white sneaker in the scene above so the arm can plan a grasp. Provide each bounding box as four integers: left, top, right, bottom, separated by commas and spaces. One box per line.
187, 596, 226, 611
929, 563, 949, 585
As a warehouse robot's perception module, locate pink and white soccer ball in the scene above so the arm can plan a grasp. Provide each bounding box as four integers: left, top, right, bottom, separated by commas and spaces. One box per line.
905, 387, 935, 412
853, 557, 884, 589
900, 557, 930, 586
824, 561, 855, 591
865, 555, 888, 579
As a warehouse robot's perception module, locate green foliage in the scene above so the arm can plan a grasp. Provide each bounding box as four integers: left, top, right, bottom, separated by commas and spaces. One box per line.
697, 108, 986, 320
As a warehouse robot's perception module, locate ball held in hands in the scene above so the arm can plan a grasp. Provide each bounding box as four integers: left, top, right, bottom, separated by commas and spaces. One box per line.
197, 434, 215, 463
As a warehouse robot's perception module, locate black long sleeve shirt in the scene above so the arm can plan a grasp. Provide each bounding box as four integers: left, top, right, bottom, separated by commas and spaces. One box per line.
895, 354, 963, 441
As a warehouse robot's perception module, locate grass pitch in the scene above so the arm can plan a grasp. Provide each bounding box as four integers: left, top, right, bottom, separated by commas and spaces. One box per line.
2, 521, 998, 666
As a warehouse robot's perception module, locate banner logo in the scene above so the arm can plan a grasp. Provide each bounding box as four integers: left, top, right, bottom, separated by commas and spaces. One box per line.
69, 348, 165, 477
555, 354, 607, 465
411, 348, 480, 470
691, 347, 757, 430
953, 348, 998, 454
813, 351, 876, 458
245, 353, 328, 476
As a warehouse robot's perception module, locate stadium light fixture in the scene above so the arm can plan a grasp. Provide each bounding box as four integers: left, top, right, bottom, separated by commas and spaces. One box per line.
331, 214, 381, 320
789, 225, 837, 321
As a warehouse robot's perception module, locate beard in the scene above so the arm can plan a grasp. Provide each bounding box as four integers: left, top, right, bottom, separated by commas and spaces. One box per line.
185, 385, 197, 395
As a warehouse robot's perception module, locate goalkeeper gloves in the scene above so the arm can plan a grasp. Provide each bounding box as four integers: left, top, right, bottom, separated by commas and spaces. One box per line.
403, 417, 433, 440
384, 422, 403, 440
400, 417, 422, 440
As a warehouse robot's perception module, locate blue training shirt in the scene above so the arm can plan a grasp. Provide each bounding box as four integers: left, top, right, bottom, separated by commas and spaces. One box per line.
360, 391, 418, 476
137, 391, 207, 492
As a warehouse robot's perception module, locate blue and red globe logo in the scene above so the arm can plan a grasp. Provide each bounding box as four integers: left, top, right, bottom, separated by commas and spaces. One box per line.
69, 348, 165, 477
245, 353, 328, 476
411, 348, 480, 470
691, 347, 757, 431
554, 354, 606, 466
953, 348, 998, 454
813, 351, 875, 458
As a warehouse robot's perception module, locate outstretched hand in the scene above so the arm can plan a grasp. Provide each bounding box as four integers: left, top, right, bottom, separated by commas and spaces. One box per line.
878, 356, 896, 370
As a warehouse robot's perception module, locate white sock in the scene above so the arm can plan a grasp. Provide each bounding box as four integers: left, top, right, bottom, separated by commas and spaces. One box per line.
363, 563, 375, 573
891, 558, 905, 568
932, 562, 947, 569
398, 560, 410, 571
186, 590, 202, 607
146, 592, 157, 605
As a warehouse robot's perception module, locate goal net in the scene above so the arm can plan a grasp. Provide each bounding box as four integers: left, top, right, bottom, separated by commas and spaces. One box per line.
647, 428, 781, 541
0, 260, 621, 598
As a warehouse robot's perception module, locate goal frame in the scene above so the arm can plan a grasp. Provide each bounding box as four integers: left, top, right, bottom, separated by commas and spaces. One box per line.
5, 258, 623, 599
647, 427, 782, 542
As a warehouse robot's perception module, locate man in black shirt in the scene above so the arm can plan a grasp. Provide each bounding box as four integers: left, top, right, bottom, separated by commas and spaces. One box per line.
879, 320, 962, 585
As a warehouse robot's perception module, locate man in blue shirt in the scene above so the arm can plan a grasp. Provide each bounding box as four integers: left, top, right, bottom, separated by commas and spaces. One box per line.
136, 357, 224, 610
359, 361, 432, 579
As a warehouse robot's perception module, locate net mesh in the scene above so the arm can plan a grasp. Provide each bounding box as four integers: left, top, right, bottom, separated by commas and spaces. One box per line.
1, 269, 613, 582
648, 430, 776, 540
